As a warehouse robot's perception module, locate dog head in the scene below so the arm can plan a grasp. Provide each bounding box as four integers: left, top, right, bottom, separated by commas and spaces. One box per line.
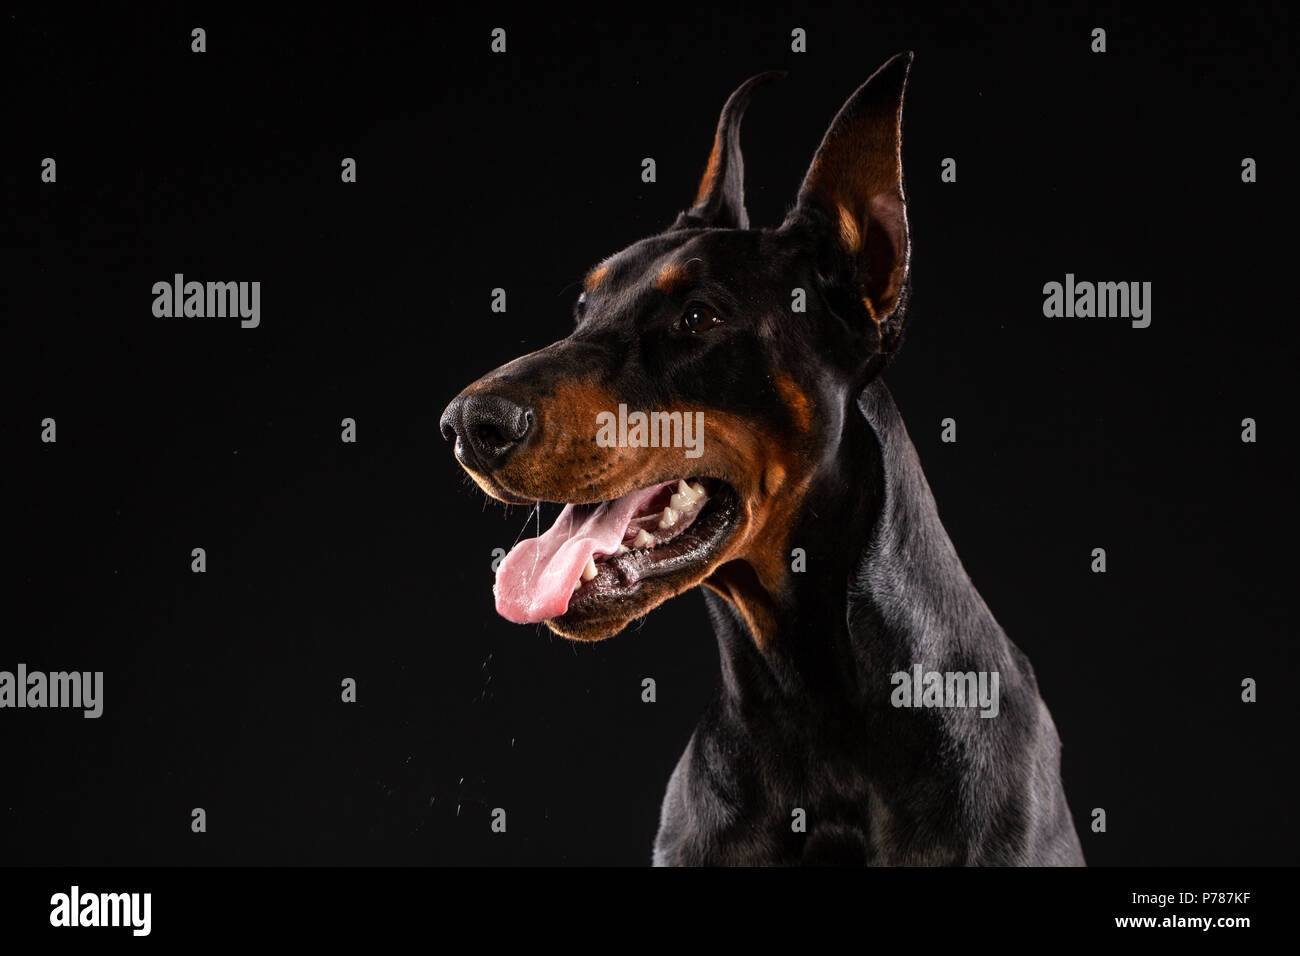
441, 53, 914, 644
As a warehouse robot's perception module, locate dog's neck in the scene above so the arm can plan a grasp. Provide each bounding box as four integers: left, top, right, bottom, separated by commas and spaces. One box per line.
704, 377, 1005, 707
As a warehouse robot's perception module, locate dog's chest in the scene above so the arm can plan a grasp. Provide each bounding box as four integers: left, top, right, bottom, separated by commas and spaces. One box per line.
652, 711, 964, 866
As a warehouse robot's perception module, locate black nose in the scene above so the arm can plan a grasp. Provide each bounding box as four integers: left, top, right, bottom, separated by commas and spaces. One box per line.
440, 393, 534, 472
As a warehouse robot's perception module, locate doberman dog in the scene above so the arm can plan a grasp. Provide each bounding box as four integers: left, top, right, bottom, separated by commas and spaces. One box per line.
440, 52, 1085, 866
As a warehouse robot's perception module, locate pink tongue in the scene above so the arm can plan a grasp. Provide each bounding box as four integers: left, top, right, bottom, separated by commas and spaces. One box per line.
494, 482, 673, 624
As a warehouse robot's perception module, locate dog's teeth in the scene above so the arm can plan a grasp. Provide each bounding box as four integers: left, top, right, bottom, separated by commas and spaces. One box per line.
573, 579, 581, 593
659, 506, 678, 529
632, 529, 654, 549
689, 481, 707, 497
615, 544, 629, 555
669, 492, 691, 512
581, 557, 598, 581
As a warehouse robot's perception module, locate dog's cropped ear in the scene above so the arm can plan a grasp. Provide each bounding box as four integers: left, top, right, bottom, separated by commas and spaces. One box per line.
786, 52, 913, 354
671, 71, 784, 231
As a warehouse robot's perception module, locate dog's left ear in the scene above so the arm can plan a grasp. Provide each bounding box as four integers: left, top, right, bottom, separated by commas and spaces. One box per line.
786, 52, 913, 355
672, 71, 783, 231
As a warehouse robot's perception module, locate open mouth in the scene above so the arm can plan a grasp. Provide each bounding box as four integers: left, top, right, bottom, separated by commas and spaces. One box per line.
493, 477, 739, 626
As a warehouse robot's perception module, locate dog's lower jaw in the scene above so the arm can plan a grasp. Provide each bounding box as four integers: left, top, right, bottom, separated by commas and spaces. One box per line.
543, 613, 629, 642
544, 564, 723, 641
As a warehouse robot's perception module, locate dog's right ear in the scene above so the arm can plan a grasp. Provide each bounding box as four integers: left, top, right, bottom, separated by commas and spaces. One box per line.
671, 71, 784, 231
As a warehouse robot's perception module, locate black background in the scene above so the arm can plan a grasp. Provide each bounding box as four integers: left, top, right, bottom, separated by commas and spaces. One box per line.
2, 3, 1295, 866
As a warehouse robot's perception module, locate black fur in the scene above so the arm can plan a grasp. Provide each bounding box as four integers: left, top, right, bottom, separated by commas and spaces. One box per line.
653, 380, 1085, 865
442, 53, 1085, 866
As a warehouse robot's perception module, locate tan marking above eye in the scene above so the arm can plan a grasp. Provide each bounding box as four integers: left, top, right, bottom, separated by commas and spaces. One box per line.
584, 263, 610, 292
655, 261, 693, 293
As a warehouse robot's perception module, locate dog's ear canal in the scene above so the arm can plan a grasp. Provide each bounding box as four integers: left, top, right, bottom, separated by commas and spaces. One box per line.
786, 52, 913, 354
671, 71, 784, 231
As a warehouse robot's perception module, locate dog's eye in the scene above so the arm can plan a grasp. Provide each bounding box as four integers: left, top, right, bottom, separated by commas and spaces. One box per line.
680, 304, 722, 334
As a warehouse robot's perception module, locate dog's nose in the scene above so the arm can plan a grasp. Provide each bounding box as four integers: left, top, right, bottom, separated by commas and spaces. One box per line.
440, 392, 534, 472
